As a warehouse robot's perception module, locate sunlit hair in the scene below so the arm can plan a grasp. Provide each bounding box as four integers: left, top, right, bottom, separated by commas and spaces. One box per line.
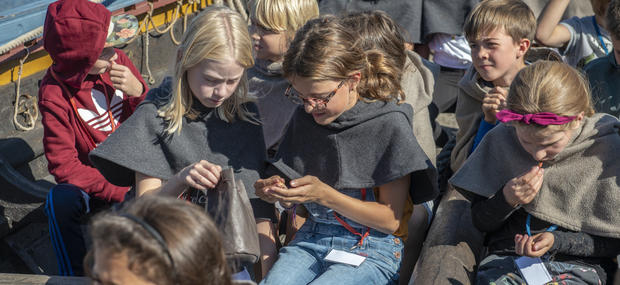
283, 16, 402, 102
507, 61, 594, 132
340, 10, 407, 103
158, 5, 256, 134
250, 0, 319, 40
606, 0, 620, 39
85, 195, 231, 285
464, 0, 536, 43
592, 0, 611, 18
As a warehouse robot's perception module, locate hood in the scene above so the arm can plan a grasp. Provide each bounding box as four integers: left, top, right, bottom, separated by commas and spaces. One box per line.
402, 50, 434, 113
457, 65, 491, 102
325, 99, 413, 130
43, 0, 111, 89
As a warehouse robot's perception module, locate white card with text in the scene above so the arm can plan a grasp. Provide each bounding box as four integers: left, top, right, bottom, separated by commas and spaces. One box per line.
324, 249, 366, 267
515, 256, 552, 285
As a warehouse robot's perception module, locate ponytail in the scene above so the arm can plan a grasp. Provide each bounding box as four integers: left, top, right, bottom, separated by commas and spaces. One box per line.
359, 49, 404, 103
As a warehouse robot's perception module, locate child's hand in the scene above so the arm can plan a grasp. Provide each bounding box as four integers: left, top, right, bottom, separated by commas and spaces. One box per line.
109, 62, 144, 97
175, 160, 222, 191
254, 175, 287, 204
514, 232, 554, 257
267, 175, 330, 204
502, 165, 544, 207
482, 87, 507, 124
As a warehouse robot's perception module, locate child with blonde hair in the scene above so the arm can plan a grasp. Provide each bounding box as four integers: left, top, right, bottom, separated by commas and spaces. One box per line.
537, 0, 612, 68
451, 0, 534, 172
451, 61, 620, 284
89, 5, 273, 280
255, 16, 437, 284
248, 0, 319, 152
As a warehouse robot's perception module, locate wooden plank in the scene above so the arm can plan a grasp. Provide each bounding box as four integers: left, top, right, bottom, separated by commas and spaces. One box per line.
0, 274, 89, 285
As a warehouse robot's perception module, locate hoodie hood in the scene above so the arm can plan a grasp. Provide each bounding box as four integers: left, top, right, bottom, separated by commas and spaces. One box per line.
43, 0, 111, 89
457, 65, 491, 102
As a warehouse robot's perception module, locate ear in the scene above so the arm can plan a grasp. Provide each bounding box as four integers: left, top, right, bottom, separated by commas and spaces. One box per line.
348, 72, 362, 91
517, 38, 531, 58
570, 111, 586, 130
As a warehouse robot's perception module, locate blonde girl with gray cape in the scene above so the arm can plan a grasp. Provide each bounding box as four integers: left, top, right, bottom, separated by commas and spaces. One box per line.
450, 61, 620, 285
247, 0, 319, 153
254, 17, 437, 285
89, 6, 275, 279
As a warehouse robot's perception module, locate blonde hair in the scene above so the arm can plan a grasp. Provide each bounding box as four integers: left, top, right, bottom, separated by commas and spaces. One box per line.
507, 61, 594, 132
158, 6, 256, 134
250, 0, 319, 40
283, 16, 403, 102
464, 0, 536, 43
591, 0, 611, 17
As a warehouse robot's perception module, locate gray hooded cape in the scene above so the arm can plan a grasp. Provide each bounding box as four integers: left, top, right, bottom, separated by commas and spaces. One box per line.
89, 78, 267, 202
274, 100, 438, 204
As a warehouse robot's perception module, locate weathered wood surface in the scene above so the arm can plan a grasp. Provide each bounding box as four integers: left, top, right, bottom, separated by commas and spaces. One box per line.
412, 187, 485, 285
0, 273, 89, 285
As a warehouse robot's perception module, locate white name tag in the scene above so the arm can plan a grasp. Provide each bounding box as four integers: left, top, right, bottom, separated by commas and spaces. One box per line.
324, 249, 366, 267
515, 256, 552, 285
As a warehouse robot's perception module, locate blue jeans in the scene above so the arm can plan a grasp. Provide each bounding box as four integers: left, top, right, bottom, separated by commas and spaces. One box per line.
260, 220, 403, 285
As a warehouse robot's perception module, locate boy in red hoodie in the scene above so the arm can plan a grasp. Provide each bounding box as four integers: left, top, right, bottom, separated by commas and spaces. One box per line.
39, 0, 147, 276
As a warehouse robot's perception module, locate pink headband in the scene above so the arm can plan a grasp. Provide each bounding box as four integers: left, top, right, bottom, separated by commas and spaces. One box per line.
495, 109, 576, 125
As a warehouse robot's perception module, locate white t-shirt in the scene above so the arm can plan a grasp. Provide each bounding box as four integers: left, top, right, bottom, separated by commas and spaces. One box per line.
560, 16, 612, 68
429, 33, 472, 69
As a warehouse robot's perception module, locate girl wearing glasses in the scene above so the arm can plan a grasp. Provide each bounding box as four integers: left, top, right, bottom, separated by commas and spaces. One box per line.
255, 16, 438, 284
89, 6, 274, 280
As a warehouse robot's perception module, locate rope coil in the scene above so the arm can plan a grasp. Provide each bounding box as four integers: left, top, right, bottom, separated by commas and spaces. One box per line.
13, 47, 39, 131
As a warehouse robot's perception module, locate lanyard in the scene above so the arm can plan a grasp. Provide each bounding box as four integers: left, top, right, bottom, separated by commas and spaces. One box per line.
526, 214, 558, 236
333, 188, 370, 248
592, 16, 609, 55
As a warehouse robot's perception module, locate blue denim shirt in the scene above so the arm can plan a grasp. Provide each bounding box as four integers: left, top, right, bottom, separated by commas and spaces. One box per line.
304, 188, 376, 230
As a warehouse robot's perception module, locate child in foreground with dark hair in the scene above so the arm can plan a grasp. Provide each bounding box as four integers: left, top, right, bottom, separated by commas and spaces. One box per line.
451, 61, 620, 284
86, 195, 232, 285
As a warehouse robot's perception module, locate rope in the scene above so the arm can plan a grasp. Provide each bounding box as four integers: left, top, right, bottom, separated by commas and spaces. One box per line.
142, 32, 155, 85
13, 47, 38, 131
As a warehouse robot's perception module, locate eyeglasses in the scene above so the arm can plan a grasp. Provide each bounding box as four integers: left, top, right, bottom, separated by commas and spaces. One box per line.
284, 80, 346, 110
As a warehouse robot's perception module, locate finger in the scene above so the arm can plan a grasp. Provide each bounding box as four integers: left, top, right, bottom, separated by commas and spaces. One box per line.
514, 234, 525, 255
290, 175, 317, 187
269, 186, 304, 198
519, 166, 542, 185
109, 63, 127, 72
199, 161, 222, 181
189, 168, 217, 188
184, 175, 207, 191
109, 69, 125, 78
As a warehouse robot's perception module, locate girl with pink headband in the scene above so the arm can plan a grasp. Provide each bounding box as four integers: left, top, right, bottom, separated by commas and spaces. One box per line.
450, 61, 620, 284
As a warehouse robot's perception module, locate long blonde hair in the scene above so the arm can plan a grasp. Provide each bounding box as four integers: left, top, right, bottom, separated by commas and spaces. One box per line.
158, 5, 256, 134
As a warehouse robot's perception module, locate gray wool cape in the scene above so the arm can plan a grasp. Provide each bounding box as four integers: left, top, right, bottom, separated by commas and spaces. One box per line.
274, 100, 438, 205
450, 114, 620, 238
318, 0, 423, 44
402, 50, 436, 166
248, 59, 298, 149
89, 78, 272, 217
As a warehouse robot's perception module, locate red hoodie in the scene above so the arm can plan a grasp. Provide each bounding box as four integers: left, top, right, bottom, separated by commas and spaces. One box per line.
39, 0, 147, 203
